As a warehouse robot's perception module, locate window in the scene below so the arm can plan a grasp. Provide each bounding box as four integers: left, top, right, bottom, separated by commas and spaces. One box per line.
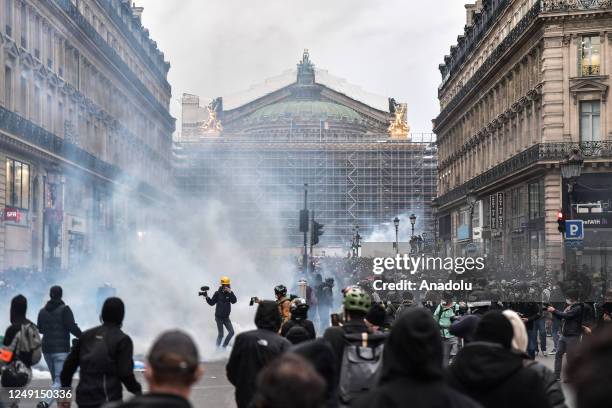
20, 2, 26, 48
528, 179, 544, 220
34, 15, 40, 57
5, 0, 13, 37
580, 101, 601, 142
580, 36, 600, 76
6, 159, 30, 210
19, 76, 26, 114
33, 85, 40, 123
46, 94, 52, 129
4, 66, 12, 108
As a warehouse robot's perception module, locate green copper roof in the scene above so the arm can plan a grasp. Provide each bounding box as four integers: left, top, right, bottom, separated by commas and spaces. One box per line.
245, 100, 362, 123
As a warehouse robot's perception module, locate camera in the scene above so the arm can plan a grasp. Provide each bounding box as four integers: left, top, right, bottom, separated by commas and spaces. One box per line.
249, 296, 259, 306
198, 286, 210, 297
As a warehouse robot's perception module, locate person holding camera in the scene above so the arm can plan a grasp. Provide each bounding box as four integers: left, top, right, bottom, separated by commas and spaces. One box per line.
204, 277, 237, 348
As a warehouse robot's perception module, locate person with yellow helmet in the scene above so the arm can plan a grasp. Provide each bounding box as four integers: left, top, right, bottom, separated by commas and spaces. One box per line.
204, 276, 237, 348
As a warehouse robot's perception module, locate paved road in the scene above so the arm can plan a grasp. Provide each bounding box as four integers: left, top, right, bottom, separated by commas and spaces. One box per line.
11, 337, 573, 408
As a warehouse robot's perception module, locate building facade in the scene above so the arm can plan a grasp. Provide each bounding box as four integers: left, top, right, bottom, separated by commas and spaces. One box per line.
0, 0, 174, 274
175, 51, 437, 248
434, 0, 612, 281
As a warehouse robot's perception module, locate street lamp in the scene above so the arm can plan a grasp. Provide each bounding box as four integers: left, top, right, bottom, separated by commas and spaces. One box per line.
466, 189, 478, 244
409, 214, 416, 238
560, 148, 584, 219
394, 216, 400, 255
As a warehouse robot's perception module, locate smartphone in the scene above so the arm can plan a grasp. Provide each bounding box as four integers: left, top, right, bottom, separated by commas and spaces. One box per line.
330, 313, 340, 327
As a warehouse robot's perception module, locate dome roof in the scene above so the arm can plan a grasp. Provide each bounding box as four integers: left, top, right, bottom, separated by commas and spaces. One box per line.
244, 100, 362, 124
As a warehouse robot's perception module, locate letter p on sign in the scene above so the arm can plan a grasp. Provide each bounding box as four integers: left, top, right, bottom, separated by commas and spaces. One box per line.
565, 220, 584, 240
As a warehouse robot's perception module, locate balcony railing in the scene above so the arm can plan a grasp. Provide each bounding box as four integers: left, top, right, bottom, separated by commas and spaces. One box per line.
436, 141, 612, 207
0, 106, 167, 202
581, 64, 601, 76
542, 0, 612, 12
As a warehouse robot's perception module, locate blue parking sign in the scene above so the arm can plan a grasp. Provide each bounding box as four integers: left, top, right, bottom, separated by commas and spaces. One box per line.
565, 220, 584, 240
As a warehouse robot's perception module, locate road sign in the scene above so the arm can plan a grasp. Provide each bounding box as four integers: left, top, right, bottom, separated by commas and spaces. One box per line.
564, 240, 584, 250
565, 220, 584, 240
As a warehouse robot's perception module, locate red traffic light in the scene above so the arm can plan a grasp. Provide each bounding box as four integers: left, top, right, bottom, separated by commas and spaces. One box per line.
557, 210, 564, 220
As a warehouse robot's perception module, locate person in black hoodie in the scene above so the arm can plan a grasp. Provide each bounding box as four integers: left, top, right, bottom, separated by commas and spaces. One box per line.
226, 300, 291, 408
37, 286, 82, 408
447, 310, 551, 408
59, 297, 142, 408
280, 298, 316, 340
353, 308, 482, 408
3, 295, 34, 367
293, 339, 339, 408
205, 277, 237, 348
103, 330, 203, 408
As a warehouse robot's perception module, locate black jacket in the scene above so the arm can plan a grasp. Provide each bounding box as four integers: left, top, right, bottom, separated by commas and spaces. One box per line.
280, 318, 316, 339
206, 287, 237, 318
226, 328, 290, 408
513, 302, 541, 331
354, 309, 482, 408
37, 299, 82, 354
323, 318, 369, 381
448, 342, 551, 408
60, 323, 142, 407
552, 303, 583, 337
522, 358, 567, 408
102, 393, 191, 408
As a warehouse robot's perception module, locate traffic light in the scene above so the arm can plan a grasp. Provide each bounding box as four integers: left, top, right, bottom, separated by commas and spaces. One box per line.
557, 210, 566, 234
299, 209, 309, 232
312, 221, 324, 245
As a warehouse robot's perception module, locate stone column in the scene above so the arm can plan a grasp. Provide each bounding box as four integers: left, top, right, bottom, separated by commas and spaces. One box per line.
541, 28, 565, 143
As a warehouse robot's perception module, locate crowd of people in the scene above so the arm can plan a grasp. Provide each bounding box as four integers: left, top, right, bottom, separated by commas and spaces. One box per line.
1, 265, 612, 408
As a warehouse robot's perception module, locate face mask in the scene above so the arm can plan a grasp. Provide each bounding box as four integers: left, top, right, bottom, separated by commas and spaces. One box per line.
566, 299, 572, 304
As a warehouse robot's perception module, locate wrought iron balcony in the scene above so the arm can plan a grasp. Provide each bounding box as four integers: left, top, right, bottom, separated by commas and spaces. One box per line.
0, 106, 167, 201
542, 0, 612, 12
436, 141, 612, 207
581, 64, 601, 76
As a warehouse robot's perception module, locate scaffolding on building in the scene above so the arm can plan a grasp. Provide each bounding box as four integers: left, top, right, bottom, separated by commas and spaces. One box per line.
174, 133, 437, 248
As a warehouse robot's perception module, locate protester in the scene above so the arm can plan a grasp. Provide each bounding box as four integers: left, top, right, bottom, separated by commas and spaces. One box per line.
293, 339, 339, 408
280, 298, 316, 340
354, 308, 482, 408
1, 294, 40, 408
547, 289, 583, 381
364, 303, 386, 334
103, 330, 203, 408
274, 285, 292, 326
433, 292, 459, 366
36, 286, 82, 408
60, 297, 142, 408
513, 290, 541, 359
503, 310, 567, 408
449, 314, 480, 344
204, 277, 237, 348
250, 353, 325, 408
566, 326, 612, 408
448, 310, 551, 408
548, 282, 565, 355
226, 300, 291, 408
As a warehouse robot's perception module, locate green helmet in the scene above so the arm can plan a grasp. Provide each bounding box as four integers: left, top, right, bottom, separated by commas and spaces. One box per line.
343, 290, 371, 313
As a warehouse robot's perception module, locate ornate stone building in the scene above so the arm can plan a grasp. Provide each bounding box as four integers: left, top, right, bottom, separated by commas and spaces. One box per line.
434, 0, 612, 279
176, 51, 437, 247
0, 0, 174, 273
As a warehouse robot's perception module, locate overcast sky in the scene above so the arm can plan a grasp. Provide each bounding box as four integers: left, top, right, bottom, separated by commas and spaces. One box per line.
138, 0, 467, 133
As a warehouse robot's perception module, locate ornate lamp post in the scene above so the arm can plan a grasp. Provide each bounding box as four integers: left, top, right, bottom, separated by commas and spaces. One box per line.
466, 190, 478, 244
394, 216, 400, 255
409, 213, 416, 239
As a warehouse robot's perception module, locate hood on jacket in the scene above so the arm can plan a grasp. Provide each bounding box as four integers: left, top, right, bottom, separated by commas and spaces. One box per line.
502, 310, 528, 353
10, 294, 27, 325
255, 300, 281, 332
101, 297, 125, 326
473, 310, 513, 350
44, 298, 66, 312
450, 342, 524, 389
380, 308, 443, 383
293, 339, 337, 398
50, 285, 63, 300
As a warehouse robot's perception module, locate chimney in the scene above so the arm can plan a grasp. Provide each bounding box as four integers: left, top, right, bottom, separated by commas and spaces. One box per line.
465, 3, 476, 26
132, 3, 144, 19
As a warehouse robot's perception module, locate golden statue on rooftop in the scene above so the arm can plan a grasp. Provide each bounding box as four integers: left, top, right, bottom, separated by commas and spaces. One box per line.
388, 98, 410, 139
201, 97, 223, 134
